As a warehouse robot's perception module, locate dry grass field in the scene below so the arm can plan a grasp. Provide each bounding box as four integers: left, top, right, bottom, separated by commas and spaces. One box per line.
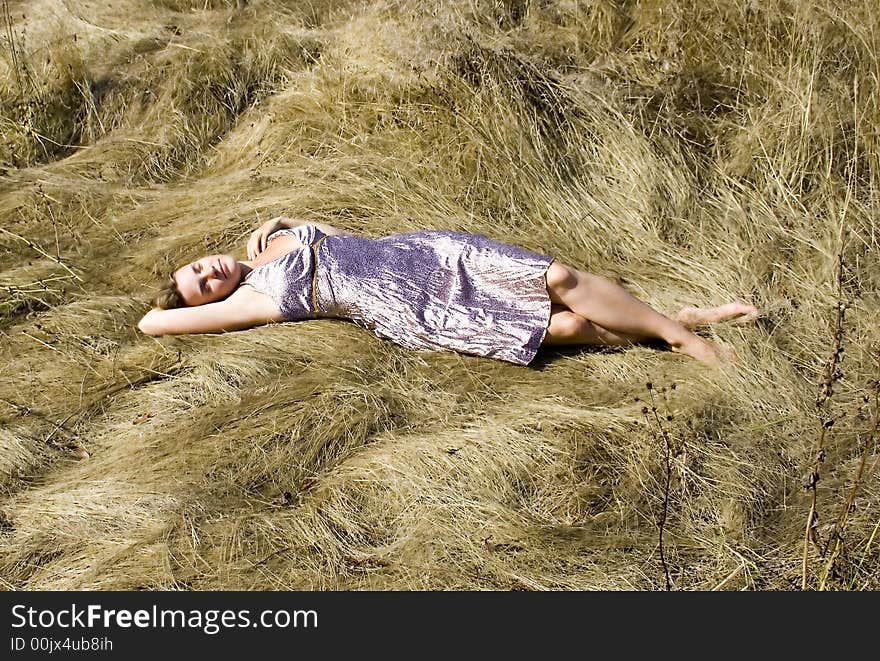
0, 0, 877, 590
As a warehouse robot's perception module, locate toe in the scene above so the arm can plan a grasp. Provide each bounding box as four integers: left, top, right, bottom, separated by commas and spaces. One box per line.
731, 303, 761, 324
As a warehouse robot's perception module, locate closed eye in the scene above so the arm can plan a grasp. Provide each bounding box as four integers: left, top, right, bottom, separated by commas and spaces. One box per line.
191, 264, 207, 293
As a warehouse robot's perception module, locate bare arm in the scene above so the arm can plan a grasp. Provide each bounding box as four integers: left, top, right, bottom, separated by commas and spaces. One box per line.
247, 215, 352, 259
275, 216, 351, 237
138, 289, 281, 336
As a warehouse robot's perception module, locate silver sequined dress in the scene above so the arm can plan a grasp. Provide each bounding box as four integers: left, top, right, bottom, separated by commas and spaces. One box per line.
240, 224, 554, 365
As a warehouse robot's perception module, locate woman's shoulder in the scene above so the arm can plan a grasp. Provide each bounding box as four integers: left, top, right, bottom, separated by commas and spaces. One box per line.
227, 280, 285, 319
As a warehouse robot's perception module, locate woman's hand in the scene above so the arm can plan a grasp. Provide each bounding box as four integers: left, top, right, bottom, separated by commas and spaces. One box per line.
247, 217, 288, 260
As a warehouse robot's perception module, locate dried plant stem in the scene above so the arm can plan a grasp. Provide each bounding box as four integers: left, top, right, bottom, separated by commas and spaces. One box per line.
2, 0, 27, 89
0, 227, 83, 281
21, 330, 60, 352
850, 520, 880, 590
0, 275, 73, 312
656, 414, 673, 592
818, 383, 880, 590
643, 383, 674, 591
801, 254, 846, 590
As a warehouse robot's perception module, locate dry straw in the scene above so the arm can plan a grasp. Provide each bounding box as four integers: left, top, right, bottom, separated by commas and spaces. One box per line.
0, 0, 877, 590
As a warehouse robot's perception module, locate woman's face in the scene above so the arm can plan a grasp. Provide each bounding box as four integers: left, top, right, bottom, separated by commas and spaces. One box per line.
173, 254, 241, 306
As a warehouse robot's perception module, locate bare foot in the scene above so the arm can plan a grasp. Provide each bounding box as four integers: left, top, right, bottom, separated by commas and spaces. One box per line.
670, 336, 736, 367
675, 302, 759, 329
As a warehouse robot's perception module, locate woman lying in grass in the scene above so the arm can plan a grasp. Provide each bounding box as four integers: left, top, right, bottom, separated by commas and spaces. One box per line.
138, 216, 758, 366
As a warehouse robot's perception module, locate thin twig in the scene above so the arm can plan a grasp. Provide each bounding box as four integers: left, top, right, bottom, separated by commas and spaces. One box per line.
21, 330, 60, 352
711, 561, 745, 591
641, 381, 675, 591
801, 253, 846, 590
818, 381, 880, 589
0, 227, 83, 281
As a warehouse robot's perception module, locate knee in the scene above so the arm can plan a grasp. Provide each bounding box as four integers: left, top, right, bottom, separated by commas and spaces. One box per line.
545, 262, 580, 292
554, 312, 593, 339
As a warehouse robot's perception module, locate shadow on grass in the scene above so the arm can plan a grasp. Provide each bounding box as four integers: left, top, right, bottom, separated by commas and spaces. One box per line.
529, 339, 670, 371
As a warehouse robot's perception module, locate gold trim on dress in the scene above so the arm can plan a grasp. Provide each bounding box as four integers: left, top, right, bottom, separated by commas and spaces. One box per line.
310, 234, 328, 317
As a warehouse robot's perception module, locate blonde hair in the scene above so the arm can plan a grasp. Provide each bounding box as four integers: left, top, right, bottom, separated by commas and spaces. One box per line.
152, 274, 186, 309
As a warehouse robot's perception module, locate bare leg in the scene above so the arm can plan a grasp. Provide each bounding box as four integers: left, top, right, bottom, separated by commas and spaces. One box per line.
542, 305, 644, 347
542, 303, 759, 349
674, 302, 759, 328
543, 262, 745, 365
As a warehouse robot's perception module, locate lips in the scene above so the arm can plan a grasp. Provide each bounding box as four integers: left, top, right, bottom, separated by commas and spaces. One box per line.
216, 259, 226, 279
